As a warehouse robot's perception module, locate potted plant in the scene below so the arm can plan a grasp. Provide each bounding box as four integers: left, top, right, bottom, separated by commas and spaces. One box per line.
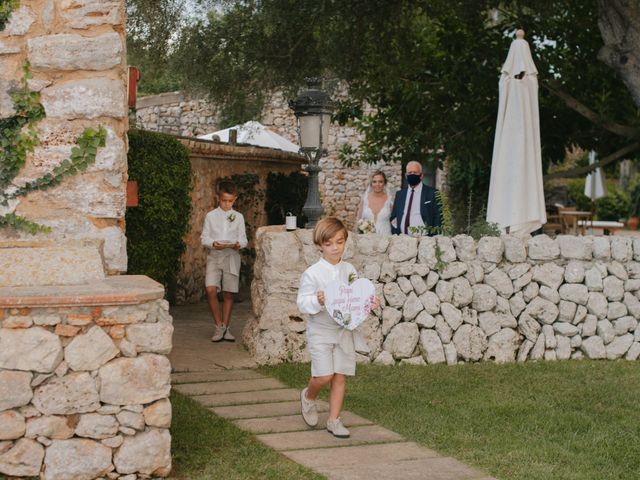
627, 183, 640, 230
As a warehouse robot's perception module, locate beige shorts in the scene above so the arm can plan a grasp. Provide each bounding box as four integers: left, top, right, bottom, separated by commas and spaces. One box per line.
308, 341, 356, 377
205, 253, 240, 293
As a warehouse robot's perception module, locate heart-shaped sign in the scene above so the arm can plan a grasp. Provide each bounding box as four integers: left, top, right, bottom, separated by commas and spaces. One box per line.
324, 278, 376, 331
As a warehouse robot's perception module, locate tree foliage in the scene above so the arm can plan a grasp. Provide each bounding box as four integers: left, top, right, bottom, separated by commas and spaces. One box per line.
127, 0, 640, 224
126, 0, 186, 94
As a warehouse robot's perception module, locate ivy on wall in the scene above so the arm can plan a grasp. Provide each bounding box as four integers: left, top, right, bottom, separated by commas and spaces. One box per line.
0, 63, 106, 234
0, 0, 18, 31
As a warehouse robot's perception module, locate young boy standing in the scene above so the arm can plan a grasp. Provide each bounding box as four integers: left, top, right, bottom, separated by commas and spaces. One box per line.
201, 180, 248, 342
297, 217, 379, 438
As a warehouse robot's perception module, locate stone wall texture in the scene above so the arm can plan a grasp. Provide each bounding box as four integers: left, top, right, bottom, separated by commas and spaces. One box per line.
245, 229, 640, 366
174, 138, 305, 304
0, 0, 129, 273
0, 294, 173, 479
136, 89, 402, 229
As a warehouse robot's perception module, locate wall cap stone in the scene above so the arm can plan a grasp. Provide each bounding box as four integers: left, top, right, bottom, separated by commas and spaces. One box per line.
0, 275, 164, 308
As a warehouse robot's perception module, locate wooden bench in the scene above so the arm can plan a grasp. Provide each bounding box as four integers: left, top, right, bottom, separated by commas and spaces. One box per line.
577, 220, 625, 235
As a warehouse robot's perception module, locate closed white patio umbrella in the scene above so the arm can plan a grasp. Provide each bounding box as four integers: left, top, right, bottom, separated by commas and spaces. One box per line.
487, 30, 547, 235
198, 120, 300, 153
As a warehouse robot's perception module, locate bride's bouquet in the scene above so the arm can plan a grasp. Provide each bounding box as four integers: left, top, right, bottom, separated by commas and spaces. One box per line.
357, 218, 376, 234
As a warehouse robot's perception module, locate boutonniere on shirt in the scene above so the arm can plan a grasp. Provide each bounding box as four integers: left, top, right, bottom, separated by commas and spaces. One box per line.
226, 213, 236, 223
348, 272, 357, 284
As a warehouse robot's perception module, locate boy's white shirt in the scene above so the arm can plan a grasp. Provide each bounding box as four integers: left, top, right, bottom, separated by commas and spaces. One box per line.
297, 258, 370, 355
201, 207, 248, 277
201, 207, 248, 249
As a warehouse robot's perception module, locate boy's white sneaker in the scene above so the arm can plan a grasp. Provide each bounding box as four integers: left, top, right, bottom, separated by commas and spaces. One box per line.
300, 388, 318, 427
326, 417, 350, 438
223, 327, 235, 342
211, 325, 225, 342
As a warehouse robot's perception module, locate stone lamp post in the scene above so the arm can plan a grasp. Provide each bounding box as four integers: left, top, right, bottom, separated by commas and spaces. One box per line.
289, 78, 334, 228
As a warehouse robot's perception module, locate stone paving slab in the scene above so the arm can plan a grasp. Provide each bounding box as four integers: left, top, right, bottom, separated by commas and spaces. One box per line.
283, 441, 440, 468
171, 369, 267, 384
234, 411, 373, 434
211, 400, 329, 419
256, 425, 403, 451
173, 377, 284, 395
170, 302, 496, 480
194, 388, 300, 407
311, 457, 496, 480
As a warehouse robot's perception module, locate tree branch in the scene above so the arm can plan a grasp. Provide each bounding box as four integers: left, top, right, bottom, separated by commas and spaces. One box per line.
541, 80, 639, 138
544, 141, 640, 180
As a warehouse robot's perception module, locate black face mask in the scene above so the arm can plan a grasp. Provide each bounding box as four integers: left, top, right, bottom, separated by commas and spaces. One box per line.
406, 174, 421, 187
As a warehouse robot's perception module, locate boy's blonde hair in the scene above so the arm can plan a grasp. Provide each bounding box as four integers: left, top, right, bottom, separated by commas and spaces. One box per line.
313, 217, 348, 245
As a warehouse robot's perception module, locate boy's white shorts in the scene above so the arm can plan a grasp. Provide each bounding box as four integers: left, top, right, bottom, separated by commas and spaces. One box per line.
205, 253, 239, 293
308, 341, 355, 377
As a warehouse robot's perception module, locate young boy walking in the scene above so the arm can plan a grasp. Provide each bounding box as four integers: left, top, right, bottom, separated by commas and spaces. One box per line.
201, 180, 248, 342
297, 217, 379, 438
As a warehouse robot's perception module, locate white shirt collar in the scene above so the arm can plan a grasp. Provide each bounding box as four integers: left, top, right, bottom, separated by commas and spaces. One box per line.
319, 257, 342, 269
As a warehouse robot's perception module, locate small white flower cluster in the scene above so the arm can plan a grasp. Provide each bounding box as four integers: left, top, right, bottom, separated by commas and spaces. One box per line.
227, 213, 236, 223
357, 218, 376, 234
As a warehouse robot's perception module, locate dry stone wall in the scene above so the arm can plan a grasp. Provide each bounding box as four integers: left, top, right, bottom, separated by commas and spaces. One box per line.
136, 89, 402, 229
0, 0, 128, 273
245, 228, 640, 366
0, 294, 173, 479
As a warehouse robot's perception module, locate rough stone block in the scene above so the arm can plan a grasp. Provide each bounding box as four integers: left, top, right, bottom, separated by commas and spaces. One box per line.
28, 33, 122, 70
99, 354, 171, 405
3, 6, 35, 36
113, 429, 171, 476
32, 372, 100, 415
527, 235, 559, 260
43, 438, 112, 480
41, 78, 126, 119
0, 327, 63, 373
0, 438, 44, 477
59, 0, 121, 29
0, 370, 33, 411
0, 240, 105, 287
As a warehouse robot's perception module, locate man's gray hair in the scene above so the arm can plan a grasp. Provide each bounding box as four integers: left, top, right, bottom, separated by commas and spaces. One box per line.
406, 161, 423, 173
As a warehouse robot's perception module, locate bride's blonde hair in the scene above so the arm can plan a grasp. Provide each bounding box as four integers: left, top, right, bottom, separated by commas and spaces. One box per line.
370, 170, 387, 185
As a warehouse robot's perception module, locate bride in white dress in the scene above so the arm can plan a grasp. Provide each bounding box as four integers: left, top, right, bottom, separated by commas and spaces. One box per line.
356, 170, 393, 235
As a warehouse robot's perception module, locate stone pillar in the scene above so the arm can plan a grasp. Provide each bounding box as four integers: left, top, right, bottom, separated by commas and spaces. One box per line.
0, 274, 173, 479
0, 0, 128, 273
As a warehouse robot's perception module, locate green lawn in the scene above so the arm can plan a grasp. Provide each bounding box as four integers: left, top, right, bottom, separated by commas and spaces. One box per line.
261, 361, 640, 480
170, 391, 324, 480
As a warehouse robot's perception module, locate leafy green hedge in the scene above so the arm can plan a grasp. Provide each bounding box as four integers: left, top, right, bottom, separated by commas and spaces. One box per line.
265, 171, 308, 226
126, 130, 192, 300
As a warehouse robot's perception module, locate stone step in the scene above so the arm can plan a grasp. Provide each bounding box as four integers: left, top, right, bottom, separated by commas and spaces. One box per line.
234, 411, 372, 434
308, 457, 495, 480
173, 378, 284, 396
193, 388, 300, 407
171, 369, 266, 384
283, 441, 440, 469
211, 400, 329, 419
256, 424, 403, 451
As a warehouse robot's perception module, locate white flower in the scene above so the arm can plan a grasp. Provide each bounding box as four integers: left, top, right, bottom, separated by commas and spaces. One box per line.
357, 218, 376, 234
227, 213, 236, 223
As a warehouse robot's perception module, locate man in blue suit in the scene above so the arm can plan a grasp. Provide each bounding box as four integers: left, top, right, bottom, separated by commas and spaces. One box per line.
390, 161, 442, 235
